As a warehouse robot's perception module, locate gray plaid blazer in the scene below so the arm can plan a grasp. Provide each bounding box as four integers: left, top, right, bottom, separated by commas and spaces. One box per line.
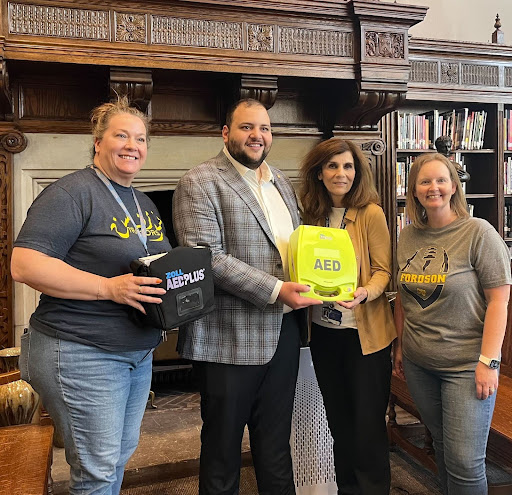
172, 151, 303, 365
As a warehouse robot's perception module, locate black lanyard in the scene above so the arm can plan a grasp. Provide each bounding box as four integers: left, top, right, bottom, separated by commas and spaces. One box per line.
325, 208, 347, 230
93, 166, 149, 255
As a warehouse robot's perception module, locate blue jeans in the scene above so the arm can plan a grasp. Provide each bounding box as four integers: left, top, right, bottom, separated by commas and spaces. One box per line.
403, 356, 495, 495
20, 327, 153, 495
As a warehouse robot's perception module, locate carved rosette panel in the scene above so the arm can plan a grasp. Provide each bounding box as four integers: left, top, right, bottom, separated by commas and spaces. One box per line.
8, 3, 109, 40
115, 13, 146, 43
0, 148, 9, 348
365, 32, 404, 59
151, 16, 242, 49
440, 63, 459, 84
279, 28, 352, 57
410, 61, 438, 83
247, 24, 273, 52
361, 139, 386, 156
505, 67, 512, 88
0, 131, 27, 154
461, 64, 498, 86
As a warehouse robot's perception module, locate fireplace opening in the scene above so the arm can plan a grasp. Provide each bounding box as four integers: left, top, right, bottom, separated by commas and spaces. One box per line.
146, 190, 177, 248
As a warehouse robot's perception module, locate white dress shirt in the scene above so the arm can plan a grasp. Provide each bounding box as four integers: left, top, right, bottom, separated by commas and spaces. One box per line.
223, 147, 294, 312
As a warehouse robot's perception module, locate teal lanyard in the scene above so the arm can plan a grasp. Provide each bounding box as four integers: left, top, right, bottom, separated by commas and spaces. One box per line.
93, 166, 149, 255
325, 208, 347, 230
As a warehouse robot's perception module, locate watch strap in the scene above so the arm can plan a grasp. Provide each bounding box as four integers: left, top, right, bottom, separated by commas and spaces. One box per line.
479, 354, 500, 368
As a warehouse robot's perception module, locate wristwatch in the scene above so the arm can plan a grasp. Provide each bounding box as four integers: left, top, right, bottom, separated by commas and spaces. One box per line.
479, 354, 501, 369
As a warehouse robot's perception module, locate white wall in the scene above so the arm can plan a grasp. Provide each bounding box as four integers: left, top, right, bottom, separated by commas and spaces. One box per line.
383, 0, 512, 44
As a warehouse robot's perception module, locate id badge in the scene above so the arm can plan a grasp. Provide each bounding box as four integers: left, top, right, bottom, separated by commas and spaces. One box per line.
321, 303, 342, 326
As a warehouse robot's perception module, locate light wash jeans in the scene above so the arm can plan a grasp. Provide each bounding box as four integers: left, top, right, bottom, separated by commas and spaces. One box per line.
20, 327, 153, 495
403, 356, 495, 495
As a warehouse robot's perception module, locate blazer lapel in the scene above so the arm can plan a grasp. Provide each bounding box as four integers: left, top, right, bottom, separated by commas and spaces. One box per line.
216, 154, 277, 245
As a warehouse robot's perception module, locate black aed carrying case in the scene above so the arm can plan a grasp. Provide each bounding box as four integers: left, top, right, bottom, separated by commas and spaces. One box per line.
130, 246, 215, 330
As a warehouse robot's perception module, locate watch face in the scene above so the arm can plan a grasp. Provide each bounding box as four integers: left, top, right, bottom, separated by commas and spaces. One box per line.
490, 360, 500, 369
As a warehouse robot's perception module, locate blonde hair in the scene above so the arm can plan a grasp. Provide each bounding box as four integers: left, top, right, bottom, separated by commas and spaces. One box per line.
299, 138, 380, 226
406, 153, 469, 229
90, 96, 149, 157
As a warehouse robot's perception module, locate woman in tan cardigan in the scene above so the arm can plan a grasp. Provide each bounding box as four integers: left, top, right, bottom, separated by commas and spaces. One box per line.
299, 138, 396, 495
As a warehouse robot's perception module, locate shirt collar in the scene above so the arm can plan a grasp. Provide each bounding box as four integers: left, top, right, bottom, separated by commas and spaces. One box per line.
223, 146, 274, 184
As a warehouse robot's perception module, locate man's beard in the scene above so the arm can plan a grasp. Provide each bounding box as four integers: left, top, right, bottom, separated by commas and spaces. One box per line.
227, 139, 270, 170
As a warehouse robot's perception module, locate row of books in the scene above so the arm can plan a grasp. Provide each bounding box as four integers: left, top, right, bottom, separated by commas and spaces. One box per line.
504, 157, 512, 194
504, 205, 512, 238
396, 206, 410, 240
397, 109, 487, 151
397, 203, 475, 241
504, 108, 512, 151
396, 154, 466, 197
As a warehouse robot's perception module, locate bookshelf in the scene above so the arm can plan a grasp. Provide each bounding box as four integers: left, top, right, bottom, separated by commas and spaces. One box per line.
391, 103, 499, 245
505, 105, 512, 243
380, 38, 512, 285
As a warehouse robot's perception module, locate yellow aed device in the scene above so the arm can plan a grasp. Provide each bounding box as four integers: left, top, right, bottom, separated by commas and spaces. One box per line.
288, 225, 358, 301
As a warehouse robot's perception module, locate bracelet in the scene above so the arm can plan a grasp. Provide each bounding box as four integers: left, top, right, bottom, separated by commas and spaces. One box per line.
96, 276, 102, 301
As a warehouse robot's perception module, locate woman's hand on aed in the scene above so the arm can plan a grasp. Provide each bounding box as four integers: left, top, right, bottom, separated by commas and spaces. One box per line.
100, 274, 166, 313
337, 287, 368, 309
475, 361, 499, 401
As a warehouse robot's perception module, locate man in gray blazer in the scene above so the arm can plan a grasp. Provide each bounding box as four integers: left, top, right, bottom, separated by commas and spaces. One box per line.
173, 98, 321, 495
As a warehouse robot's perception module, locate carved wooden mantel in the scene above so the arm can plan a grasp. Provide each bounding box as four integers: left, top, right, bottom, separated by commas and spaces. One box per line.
2, 1, 426, 81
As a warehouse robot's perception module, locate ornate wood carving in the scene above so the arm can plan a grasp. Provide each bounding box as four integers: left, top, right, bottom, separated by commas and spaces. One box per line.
339, 90, 404, 130
8, 3, 109, 40
440, 62, 459, 84
0, 130, 27, 154
247, 24, 274, 52
114, 13, 147, 43
110, 68, 153, 113
240, 75, 278, 110
408, 39, 512, 101
365, 32, 404, 59
151, 16, 242, 50
461, 64, 499, 86
505, 67, 512, 88
0, 130, 26, 348
361, 139, 386, 156
492, 14, 504, 45
410, 61, 438, 83
0, 146, 10, 349
279, 28, 352, 57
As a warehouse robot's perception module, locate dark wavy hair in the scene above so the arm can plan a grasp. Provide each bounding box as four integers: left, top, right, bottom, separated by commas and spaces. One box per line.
299, 138, 380, 226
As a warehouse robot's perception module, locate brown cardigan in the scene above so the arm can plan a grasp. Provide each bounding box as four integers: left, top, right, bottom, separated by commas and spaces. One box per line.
334, 203, 397, 355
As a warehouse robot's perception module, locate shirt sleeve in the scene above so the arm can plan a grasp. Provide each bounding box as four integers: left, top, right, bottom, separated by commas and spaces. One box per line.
473, 225, 512, 288
14, 183, 85, 260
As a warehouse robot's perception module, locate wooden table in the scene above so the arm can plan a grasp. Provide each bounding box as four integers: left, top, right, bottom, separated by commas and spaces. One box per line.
0, 424, 54, 495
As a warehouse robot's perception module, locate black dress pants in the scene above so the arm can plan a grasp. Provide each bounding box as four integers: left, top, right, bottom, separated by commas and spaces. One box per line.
309, 324, 392, 495
195, 312, 301, 495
